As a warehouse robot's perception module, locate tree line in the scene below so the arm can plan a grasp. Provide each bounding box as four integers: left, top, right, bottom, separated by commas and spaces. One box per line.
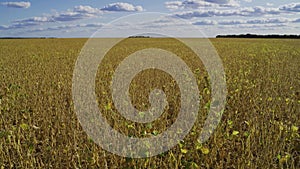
216, 34, 300, 39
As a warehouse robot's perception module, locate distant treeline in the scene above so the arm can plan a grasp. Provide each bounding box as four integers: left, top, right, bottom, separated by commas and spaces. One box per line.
128, 36, 151, 38
216, 34, 300, 39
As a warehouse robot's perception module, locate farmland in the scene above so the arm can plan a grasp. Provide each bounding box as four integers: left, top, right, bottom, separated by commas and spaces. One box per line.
0, 38, 299, 168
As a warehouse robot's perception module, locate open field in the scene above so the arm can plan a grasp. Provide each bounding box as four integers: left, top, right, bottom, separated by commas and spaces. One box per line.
0, 38, 299, 168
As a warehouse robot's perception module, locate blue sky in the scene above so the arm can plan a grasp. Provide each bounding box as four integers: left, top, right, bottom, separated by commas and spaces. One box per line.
0, 0, 299, 37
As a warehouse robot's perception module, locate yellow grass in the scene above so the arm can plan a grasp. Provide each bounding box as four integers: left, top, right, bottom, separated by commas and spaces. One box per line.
0, 38, 299, 168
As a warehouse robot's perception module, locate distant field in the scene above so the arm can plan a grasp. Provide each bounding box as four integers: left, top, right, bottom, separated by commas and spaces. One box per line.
0, 38, 299, 168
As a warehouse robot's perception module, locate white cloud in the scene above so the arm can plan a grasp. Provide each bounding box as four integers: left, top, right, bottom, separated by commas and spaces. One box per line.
1, 1, 30, 8
165, 1, 218, 9
202, 0, 237, 5
0, 22, 37, 30
292, 18, 300, 23
191, 17, 298, 27
230, 23, 288, 29
217, 18, 293, 25
0, 25, 9, 30
53, 11, 96, 22
279, 3, 300, 12
73, 5, 102, 14
26, 23, 104, 33
217, 20, 246, 25
165, 0, 239, 10
13, 17, 53, 23
1, 3, 144, 30
168, 2, 300, 20
12, 5, 102, 26
173, 5, 299, 19
193, 20, 217, 25
246, 18, 291, 24
101, 2, 143, 12
165, 1, 182, 10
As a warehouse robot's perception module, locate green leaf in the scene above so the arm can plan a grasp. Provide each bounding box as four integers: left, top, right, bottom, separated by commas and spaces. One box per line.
190, 162, 199, 168
152, 130, 159, 136
104, 103, 111, 110
201, 147, 210, 155
126, 124, 135, 129
277, 154, 281, 160
227, 120, 233, 126
279, 125, 284, 131
20, 123, 29, 130
139, 111, 145, 118
291, 125, 298, 132
146, 123, 152, 129
232, 131, 239, 136
204, 102, 210, 109
181, 149, 188, 154
195, 141, 202, 150
243, 131, 250, 137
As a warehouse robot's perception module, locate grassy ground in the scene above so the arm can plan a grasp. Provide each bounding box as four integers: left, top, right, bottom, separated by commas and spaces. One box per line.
0, 38, 299, 168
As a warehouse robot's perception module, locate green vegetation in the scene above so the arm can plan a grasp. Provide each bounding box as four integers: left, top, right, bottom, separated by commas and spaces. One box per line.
0, 38, 299, 168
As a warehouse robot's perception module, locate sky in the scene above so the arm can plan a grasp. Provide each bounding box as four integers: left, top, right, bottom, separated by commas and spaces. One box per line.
0, 0, 299, 37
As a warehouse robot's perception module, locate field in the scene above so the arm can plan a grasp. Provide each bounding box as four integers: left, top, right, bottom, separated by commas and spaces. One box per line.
0, 38, 299, 168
